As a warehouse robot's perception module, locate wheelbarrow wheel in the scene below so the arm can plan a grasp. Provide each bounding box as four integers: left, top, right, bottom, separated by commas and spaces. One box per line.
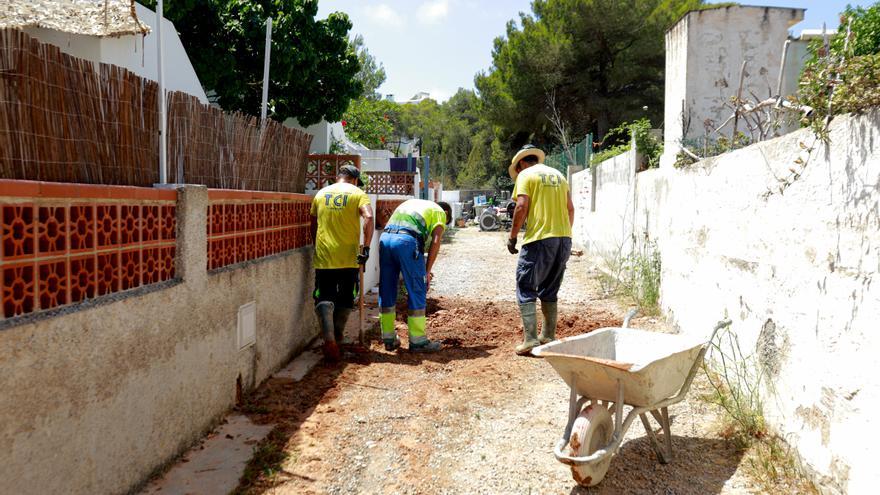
568, 403, 614, 487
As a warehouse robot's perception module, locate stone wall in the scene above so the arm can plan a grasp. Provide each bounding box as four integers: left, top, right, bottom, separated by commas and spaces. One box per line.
571, 111, 880, 494
0, 185, 318, 495
661, 5, 805, 167
571, 146, 637, 262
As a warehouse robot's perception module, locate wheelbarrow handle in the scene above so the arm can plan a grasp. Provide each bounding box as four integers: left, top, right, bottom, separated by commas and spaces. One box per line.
705, 319, 733, 349
653, 319, 734, 411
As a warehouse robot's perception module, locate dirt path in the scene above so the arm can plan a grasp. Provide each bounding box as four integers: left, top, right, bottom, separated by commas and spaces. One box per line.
233, 229, 769, 494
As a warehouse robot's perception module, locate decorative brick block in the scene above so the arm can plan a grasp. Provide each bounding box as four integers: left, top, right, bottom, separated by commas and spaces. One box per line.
69, 205, 94, 252
161, 205, 176, 241
3, 205, 35, 260
305, 155, 361, 191
120, 249, 141, 290
142, 247, 161, 285
38, 206, 67, 256
97, 252, 120, 296
222, 237, 236, 266
1, 182, 177, 321
38, 260, 67, 310
3, 263, 35, 317
206, 193, 312, 270
254, 203, 266, 230
97, 205, 119, 247
267, 203, 279, 227
235, 236, 247, 263
142, 205, 160, 244
210, 204, 224, 236
69, 255, 96, 303
120, 205, 141, 245
160, 247, 175, 280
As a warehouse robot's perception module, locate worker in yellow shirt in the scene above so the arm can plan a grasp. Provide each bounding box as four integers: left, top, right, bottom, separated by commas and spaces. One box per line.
310, 165, 374, 361
507, 145, 575, 355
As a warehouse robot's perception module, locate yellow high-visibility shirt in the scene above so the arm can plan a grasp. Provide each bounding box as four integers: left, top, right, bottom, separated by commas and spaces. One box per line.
385, 199, 446, 250
310, 182, 370, 269
512, 164, 571, 245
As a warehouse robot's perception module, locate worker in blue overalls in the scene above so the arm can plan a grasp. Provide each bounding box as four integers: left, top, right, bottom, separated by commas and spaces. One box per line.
378, 199, 453, 353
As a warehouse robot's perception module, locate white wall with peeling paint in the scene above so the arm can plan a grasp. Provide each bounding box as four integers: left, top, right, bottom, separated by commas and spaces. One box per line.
572, 111, 880, 494
661, 5, 805, 168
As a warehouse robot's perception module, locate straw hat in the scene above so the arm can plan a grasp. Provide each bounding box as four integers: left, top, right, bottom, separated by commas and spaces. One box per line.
508, 145, 546, 179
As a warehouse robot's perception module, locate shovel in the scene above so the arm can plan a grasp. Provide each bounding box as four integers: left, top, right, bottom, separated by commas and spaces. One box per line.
358, 262, 365, 346
342, 256, 370, 355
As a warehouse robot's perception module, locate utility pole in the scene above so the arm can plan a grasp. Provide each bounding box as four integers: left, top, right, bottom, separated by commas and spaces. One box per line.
423, 156, 430, 200
157, 0, 167, 184
260, 18, 273, 126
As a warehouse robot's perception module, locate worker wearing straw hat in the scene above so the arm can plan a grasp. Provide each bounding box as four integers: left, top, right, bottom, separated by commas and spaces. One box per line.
310, 165, 374, 361
507, 145, 575, 355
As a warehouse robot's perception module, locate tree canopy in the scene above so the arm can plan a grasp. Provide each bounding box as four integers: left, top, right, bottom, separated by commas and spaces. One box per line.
342, 89, 500, 188
145, 0, 362, 125
476, 0, 702, 155
337, 0, 721, 189
342, 97, 397, 149
351, 34, 387, 99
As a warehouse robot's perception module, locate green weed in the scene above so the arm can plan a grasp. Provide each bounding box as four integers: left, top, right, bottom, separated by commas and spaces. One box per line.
233, 429, 291, 494
702, 325, 817, 493
618, 241, 662, 315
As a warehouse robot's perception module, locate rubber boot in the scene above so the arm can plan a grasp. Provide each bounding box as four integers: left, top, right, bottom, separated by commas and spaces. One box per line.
539, 301, 558, 345
316, 302, 340, 361
380, 308, 401, 351
515, 302, 540, 355
409, 340, 442, 353
333, 307, 351, 344
407, 313, 441, 353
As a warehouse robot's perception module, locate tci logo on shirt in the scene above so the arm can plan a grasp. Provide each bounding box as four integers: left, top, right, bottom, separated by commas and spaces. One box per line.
538, 173, 562, 186
323, 193, 352, 209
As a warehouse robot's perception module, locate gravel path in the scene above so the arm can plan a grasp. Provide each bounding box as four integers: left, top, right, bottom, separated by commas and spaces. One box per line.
234, 228, 792, 495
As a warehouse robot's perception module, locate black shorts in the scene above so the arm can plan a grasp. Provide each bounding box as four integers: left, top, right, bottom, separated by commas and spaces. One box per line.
313, 268, 359, 309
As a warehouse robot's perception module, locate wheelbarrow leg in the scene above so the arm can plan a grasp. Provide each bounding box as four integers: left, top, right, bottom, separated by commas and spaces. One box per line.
639, 413, 668, 464
653, 407, 674, 462
562, 374, 581, 442
640, 407, 674, 464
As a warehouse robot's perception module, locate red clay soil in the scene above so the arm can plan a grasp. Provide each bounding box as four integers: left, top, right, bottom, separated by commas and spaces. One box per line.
403, 296, 621, 346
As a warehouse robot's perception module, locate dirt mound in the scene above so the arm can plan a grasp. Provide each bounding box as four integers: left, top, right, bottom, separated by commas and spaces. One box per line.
393, 296, 622, 346
556, 311, 621, 338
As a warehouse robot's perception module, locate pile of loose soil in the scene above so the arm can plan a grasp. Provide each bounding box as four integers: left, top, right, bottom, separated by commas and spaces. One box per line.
393, 296, 621, 347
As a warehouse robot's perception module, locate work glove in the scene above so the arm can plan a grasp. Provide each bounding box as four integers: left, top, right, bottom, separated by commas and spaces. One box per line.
357, 246, 370, 265
507, 237, 519, 255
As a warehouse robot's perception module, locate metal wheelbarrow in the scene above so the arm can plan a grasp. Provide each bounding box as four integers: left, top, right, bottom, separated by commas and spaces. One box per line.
532, 316, 731, 486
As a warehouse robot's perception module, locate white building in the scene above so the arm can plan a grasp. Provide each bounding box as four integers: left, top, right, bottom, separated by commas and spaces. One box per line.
661, 5, 805, 167
2, 0, 208, 103
400, 91, 432, 105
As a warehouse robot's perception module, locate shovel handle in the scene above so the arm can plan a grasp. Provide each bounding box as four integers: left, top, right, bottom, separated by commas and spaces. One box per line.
358, 264, 365, 345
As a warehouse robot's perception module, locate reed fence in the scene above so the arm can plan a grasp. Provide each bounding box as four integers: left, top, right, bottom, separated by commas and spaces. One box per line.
0, 28, 312, 192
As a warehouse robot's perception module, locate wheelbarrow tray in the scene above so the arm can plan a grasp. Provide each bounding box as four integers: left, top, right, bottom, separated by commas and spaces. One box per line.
533, 328, 704, 407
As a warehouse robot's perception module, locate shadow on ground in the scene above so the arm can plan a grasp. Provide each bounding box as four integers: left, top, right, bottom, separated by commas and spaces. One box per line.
231, 297, 638, 494
231, 297, 499, 494
568, 435, 744, 494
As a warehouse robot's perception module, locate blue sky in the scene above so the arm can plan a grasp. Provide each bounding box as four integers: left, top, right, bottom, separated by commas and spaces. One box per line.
317, 0, 873, 103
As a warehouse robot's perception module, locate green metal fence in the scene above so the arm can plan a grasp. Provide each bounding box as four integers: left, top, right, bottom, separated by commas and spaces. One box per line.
545, 134, 593, 174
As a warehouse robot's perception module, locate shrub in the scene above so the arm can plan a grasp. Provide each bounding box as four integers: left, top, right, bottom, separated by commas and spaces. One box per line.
674, 132, 751, 168
591, 118, 662, 168
621, 241, 661, 314
799, 4, 880, 135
